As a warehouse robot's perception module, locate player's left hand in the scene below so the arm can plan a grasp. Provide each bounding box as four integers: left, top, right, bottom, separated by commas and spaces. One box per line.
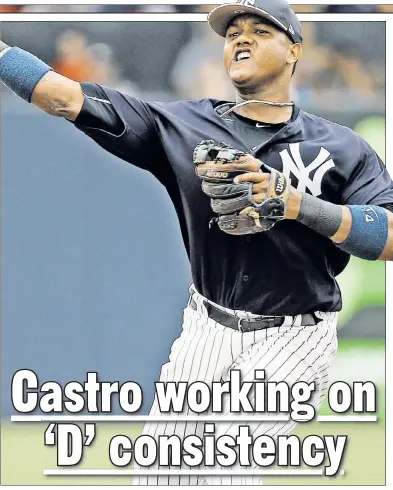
193, 140, 298, 235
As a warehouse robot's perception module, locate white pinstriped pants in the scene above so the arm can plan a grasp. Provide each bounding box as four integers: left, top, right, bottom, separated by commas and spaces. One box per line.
133, 285, 338, 485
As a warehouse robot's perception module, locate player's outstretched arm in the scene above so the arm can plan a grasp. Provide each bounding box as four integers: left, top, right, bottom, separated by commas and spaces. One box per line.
0, 41, 84, 121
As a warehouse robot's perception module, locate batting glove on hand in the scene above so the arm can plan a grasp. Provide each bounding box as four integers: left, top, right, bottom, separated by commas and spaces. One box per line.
193, 139, 292, 235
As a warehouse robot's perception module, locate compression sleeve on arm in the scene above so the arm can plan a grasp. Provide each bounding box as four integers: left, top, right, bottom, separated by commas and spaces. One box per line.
296, 193, 342, 238
296, 193, 389, 260
0, 47, 52, 102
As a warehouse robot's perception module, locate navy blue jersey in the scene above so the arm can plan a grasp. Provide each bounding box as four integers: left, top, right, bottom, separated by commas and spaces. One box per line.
72, 83, 393, 315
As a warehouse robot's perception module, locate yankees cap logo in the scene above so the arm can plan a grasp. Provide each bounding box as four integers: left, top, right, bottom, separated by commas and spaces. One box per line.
236, 0, 256, 5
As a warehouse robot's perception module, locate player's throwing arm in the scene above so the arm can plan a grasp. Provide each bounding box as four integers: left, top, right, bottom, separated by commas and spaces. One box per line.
0, 40, 84, 120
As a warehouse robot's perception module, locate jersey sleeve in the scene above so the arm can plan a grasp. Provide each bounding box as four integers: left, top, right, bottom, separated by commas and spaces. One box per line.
72, 82, 162, 171
341, 139, 393, 207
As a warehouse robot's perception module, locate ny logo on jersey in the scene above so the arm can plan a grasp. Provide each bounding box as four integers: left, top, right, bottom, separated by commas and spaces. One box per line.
236, 0, 256, 6
279, 143, 335, 197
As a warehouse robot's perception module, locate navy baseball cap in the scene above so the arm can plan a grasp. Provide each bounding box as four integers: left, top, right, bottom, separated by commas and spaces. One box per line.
208, 0, 302, 44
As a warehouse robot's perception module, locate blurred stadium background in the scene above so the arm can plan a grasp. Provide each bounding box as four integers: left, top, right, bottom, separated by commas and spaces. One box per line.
0, 5, 386, 486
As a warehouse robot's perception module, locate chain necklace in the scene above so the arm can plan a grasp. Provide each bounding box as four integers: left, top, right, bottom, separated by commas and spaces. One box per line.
219, 99, 294, 119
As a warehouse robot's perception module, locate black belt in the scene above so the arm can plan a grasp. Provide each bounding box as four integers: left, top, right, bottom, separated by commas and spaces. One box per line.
189, 298, 318, 333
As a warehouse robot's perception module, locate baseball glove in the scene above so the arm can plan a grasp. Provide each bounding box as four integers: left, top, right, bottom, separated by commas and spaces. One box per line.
193, 140, 291, 235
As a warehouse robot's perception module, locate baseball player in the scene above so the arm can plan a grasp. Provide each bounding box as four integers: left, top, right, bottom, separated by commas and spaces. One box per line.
1, 0, 392, 485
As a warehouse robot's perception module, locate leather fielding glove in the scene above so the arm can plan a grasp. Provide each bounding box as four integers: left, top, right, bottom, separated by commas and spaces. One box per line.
193, 140, 291, 235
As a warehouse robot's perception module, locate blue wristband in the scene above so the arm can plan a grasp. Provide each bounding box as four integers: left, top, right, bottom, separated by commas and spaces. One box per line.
337, 205, 388, 260
0, 47, 52, 102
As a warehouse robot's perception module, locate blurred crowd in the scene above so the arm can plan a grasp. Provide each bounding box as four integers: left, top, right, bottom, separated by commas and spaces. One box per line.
1, 4, 393, 13
0, 4, 388, 112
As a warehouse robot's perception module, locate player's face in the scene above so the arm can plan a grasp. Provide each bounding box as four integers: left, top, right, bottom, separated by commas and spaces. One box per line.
223, 14, 295, 92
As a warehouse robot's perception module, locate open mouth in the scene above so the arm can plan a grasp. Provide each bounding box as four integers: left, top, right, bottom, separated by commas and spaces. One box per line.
233, 50, 251, 63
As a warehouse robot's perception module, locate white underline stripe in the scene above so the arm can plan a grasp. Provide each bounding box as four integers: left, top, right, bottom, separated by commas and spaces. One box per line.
44, 469, 345, 476
11, 415, 289, 422
11, 414, 377, 422
317, 415, 378, 422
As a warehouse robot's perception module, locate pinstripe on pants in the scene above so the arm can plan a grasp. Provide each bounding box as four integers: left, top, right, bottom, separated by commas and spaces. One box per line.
133, 285, 338, 485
